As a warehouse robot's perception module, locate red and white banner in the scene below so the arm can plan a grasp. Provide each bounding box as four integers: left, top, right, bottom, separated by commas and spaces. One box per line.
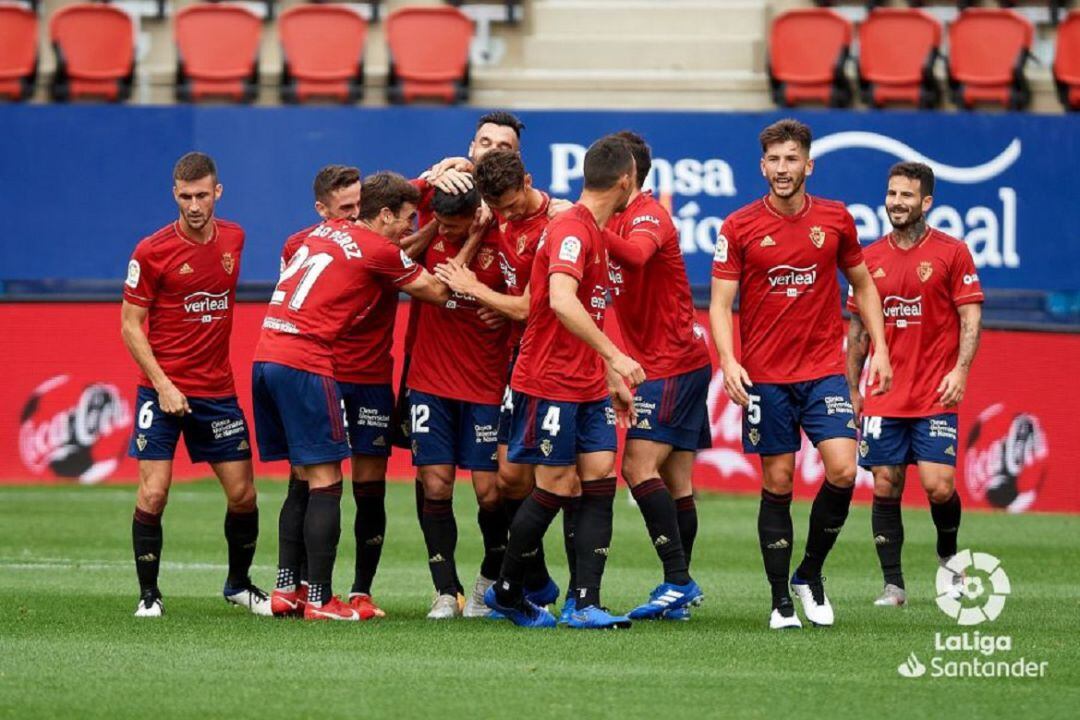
2, 303, 1078, 514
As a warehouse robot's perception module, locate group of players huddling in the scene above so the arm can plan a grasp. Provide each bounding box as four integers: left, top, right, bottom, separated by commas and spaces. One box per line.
120, 114, 982, 630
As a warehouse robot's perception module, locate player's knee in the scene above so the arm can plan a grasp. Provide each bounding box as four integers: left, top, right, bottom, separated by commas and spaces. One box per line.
137, 486, 169, 515
496, 468, 529, 500
873, 472, 902, 498
827, 461, 858, 488
421, 474, 454, 500
226, 483, 257, 513
761, 466, 794, 495
926, 477, 956, 504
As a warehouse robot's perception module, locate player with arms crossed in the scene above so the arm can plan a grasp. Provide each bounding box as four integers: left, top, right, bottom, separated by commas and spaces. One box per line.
484, 135, 644, 629
271, 167, 405, 620
846, 162, 983, 607
121, 152, 268, 618
254, 173, 447, 621
709, 120, 892, 629
604, 131, 707, 621
434, 149, 563, 613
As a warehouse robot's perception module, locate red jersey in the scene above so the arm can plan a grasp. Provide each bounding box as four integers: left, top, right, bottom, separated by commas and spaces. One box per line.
606, 191, 711, 379
848, 228, 984, 417
712, 195, 864, 384
407, 228, 511, 404
498, 191, 551, 348
122, 219, 244, 397
281, 228, 397, 385
512, 204, 610, 403
255, 219, 421, 377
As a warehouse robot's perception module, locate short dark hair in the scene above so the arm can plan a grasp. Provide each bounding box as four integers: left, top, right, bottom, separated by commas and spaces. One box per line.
888, 161, 935, 198
614, 130, 651, 189
313, 165, 360, 204
173, 152, 217, 183
431, 183, 481, 218
583, 135, 634, 191
759, 119, 813, 154
474, 149, 526, 200
359, 172, 421, 220
476, 111, 525, 138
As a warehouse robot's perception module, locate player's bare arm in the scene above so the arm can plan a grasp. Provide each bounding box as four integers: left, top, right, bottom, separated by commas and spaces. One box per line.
548, 271, 645, 386
844, 262, 893, 395
603, 228, 659, 269
547, 197, 574, 217
938, 303, 982, 407
428, 166, 475, 195
399, 219, 439, 260
120, 300, 190, 416
399, 267, 452, 305
708, 277, 751, 407
846, 312, 870, 419
426, 156, 474, 182
605, 364, 637, 428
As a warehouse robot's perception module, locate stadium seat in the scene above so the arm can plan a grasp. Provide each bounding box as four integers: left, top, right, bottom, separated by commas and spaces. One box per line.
0, 4, 37, 101
279, 5, 367, 104
947, 8, 1033, 109
1053, 10, 1080, 109
49, 4, 134, 102
857, 8, 942, 108
175, 4, 261, 103
767, 8, 853, 107
385, 6, 473, 104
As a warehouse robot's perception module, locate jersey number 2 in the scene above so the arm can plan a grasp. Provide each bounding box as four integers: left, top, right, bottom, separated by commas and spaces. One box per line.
272, 246, 333, 311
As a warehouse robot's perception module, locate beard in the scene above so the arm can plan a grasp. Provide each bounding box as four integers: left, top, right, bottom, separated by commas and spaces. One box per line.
769, 173, 805, 198
888, 206, 923, 230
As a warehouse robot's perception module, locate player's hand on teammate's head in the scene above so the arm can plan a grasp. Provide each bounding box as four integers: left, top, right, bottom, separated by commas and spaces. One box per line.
477, 307, 506, 330
867, 350, 893, 396
547, 198, 574, 218
720, 359, 752, 407
430, 168, 474, 195
471, 203, 494, 234
428, 156, 474, 179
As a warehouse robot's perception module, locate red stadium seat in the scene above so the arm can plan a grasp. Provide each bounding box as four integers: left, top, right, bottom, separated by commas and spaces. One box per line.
175, 4, 261, 103
768, 9, 853, 107
0, 4, 37, 101
1053, 11, 1080, 110
49, 4, 134, 102
858, 8, 942, 108
385, 6, 473, 104
279, 5, 367, 104
947, 8, 1033, 109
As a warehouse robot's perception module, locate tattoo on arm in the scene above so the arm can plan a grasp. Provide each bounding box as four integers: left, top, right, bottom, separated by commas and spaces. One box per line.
956, 307, 982, 372
846, 314, 870, 389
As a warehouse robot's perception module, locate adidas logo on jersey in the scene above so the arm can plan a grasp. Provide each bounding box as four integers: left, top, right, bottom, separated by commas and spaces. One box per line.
179, 263, 194, 275
945, 445, 956, 456
759, 236, 775, 247
237, 439, 249, 451
872, 267, 887, 279
434, 240, 445, 252
766, 539, 789, 550
847, 419, 856, 430
636, 419, 652, 430
653, 535, 670, 547
428, 553, 446, 564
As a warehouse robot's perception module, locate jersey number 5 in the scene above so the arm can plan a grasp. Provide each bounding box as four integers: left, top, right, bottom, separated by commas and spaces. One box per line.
272, 245, 333, 311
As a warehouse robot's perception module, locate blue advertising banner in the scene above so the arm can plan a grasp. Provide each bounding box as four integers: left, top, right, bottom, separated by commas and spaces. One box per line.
0, 106, 1076, 291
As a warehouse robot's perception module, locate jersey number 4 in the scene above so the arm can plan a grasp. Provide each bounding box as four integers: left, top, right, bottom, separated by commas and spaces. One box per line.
272, 245, 333, 311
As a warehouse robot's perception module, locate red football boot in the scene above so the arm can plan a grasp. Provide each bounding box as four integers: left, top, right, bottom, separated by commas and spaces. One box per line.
271, 587, 303, 618
304, 595, 360, 621
348, 593, 387, 620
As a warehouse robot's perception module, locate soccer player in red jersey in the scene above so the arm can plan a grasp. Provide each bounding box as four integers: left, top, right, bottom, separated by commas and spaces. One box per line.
253, 173, 448, 621
121, 153, 268, 618
270, 167, 404, 620
846, 163, 983, 608
603, 132, 708, 620
485, 135, 645, 629
406, 183, 516, 619
434, 149, 564, 612
709, 119, 892, 629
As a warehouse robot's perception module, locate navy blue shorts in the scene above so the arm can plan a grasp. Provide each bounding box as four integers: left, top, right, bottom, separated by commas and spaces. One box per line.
507, 391, 617, 467
128, 386, 252, 464
408, 390, 500, 471
859, 413, 959, 468
628, 365, 713, 452
252, 361, 350, 466
742, 374, 856, 455
497, 346, 520, 446
339, 381, 394, 458
390, 354, 412, 450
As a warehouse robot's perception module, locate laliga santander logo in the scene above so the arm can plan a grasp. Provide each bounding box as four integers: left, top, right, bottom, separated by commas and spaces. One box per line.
19, 375, 132, 484
964, 403, 1048, 513
936, 550, 1011, 625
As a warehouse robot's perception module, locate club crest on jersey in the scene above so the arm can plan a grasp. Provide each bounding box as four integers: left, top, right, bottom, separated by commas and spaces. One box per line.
918, 261, 934, 282
517, 234, 529, 255
859, 440, 869, 457
540, 439, 553, 457
809, 226, 826, 249
759, 236, 775, 248
872, 267, 887, 279
221, 253, 235, 275
748, 428, 761, 446
179, 262, 194, 275
478, 247, 496, 270
136, 434, 148, 452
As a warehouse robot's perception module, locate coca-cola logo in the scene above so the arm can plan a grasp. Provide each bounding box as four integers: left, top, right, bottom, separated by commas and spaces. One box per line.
19, 375, 132, 484
964, 403, 1048, 513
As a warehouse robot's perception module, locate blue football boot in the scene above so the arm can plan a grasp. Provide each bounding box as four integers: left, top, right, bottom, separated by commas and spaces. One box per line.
483, 586, 556, 628
524, 577, 560, 607
566, 605, 632, 629
627, 580, 703, 620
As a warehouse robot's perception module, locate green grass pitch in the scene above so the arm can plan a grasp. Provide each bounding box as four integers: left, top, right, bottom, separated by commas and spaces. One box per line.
1, 479, 1077, 719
